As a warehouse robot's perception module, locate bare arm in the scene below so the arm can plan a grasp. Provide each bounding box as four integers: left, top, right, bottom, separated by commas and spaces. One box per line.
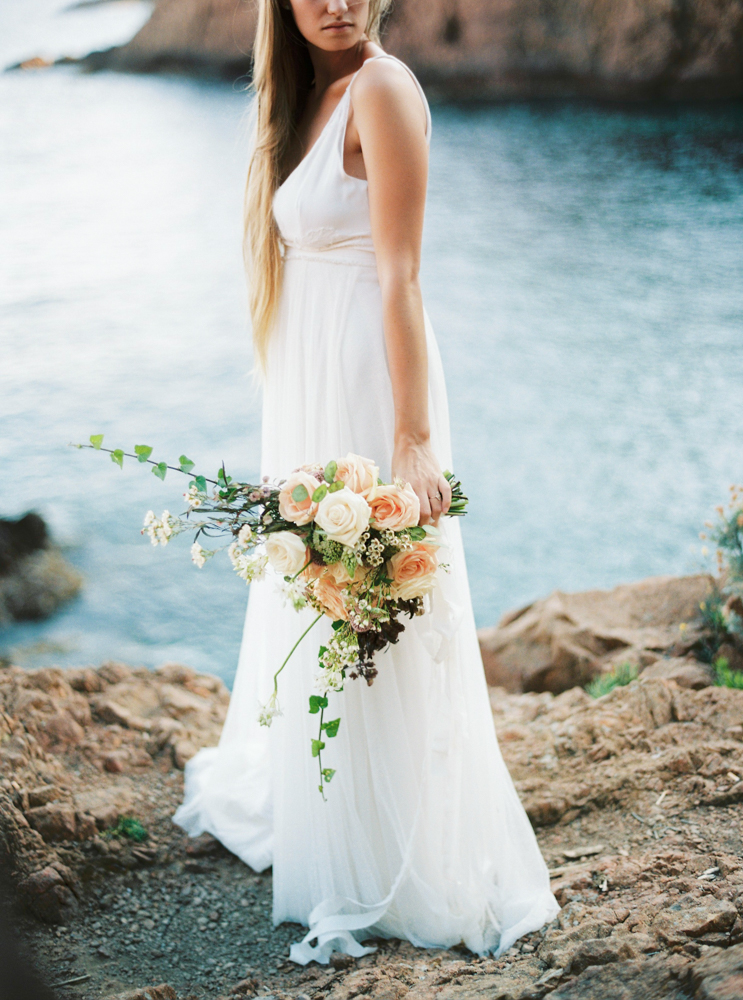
351, 60, 451, 524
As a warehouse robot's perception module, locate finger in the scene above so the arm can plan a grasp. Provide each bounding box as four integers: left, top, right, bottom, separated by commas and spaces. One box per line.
438, 475, 452, 516
429, 495, 443, 526
418, 491, 432, 525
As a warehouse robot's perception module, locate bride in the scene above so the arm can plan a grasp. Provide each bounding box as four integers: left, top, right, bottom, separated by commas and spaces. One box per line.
174, 0, 558, 964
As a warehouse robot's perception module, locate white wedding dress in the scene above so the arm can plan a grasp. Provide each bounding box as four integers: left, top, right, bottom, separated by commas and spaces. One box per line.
174, 54, 558, 964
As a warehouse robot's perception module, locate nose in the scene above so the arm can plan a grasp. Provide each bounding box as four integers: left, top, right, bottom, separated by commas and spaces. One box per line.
326, 0, 349, 15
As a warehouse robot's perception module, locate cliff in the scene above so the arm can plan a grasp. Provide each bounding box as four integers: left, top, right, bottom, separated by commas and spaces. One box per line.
77, 0, 743, 99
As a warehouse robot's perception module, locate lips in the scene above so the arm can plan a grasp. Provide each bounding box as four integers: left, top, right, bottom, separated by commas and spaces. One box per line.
322, 22, 353, 30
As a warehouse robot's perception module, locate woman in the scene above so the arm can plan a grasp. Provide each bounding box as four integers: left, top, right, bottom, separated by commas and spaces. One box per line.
174, 0, 559, 964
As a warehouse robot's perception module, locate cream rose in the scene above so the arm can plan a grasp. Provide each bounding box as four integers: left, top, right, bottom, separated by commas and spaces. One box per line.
389, 543, 438, 600
312, 573, 349, 622
334, 453, 379, 497
367, 482, 420, 531
314, 488, 371, 547
278, 470, 321, 525
265, 531, 308, 576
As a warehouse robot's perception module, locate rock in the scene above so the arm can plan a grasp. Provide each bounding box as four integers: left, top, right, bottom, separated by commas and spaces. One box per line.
547, 953, 691, 999
478, 574, 714, 693
171, 738, 198, 770
74, 786, 133, 830
92, 698, 150, 731
73, 0, 743, 101
0, 514, 82, 625
17, 863, 80, 924
97, 662, 132, 685
185, 832, 220, 857
159, 683, 211, 718
640, 657, 713, 689
102, 986, 176, 1000
27, 785, 60, 808
81, 0, 256, 77
651, 897, 738, 944
689, 942, 743, 999
25, 803, 77, 842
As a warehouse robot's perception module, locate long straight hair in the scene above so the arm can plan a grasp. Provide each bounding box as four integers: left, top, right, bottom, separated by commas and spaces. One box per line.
244, 0, 391, 371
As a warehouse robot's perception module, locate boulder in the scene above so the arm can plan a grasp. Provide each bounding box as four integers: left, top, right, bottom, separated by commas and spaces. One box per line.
74, 785, 133, 830
25, 803, 77, 842
16, 862, 80, 924
73, 0, 743, 100
478, 574, 714, 693
640, 656, 713, 689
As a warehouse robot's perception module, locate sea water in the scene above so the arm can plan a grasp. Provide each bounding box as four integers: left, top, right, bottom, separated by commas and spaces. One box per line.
2, 1, 742, 685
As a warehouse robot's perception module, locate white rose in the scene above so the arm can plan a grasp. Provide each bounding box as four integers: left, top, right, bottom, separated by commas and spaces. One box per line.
265, 531, 308, 576
314, 488, 371, 547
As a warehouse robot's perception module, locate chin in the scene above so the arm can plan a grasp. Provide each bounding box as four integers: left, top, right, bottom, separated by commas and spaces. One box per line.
314, 28, 360, 50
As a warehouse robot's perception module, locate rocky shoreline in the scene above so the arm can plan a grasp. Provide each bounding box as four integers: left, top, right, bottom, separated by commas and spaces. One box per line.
63, 0, 743, 101
3, 620, 743, 999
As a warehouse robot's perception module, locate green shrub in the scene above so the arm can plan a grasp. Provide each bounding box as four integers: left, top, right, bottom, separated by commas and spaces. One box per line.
107, 816, 148, 842
712, 656, 743, 690
586, 662, 639, 699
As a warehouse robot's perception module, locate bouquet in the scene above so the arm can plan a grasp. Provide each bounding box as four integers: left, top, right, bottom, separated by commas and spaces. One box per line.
76, 437, 467, 796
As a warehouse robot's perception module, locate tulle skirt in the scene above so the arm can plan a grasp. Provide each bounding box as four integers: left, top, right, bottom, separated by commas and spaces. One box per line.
173, 249, 559, 962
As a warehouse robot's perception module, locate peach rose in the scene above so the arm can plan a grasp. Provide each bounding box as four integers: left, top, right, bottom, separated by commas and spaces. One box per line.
278, 470, 321, 525
334, 453, 379, 497
367, 482, 420, 531
312, 573, 349, 622
314, 488, 371, 547
389, 543, 438, 600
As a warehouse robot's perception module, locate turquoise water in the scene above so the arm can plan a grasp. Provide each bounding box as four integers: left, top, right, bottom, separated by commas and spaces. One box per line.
2, 2, 743, 685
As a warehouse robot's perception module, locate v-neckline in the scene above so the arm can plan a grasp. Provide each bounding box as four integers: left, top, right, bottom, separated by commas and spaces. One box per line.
277, 59, 380, 193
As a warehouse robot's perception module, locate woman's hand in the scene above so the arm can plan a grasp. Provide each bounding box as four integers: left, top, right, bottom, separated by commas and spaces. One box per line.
392, 437, 452, 526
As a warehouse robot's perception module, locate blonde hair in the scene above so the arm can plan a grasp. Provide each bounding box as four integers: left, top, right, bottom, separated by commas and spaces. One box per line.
244, 0, 391, 371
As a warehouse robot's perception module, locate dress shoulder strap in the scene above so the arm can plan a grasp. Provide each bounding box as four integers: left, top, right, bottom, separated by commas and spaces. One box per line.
349, 53, 432, 144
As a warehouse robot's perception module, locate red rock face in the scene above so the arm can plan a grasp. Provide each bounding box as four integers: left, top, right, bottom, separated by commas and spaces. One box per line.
87, 0, 743, 99
384, 0, 743, 99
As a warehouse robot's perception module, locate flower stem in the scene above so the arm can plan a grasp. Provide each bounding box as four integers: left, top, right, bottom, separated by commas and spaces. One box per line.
72, 443, 220, 485
272, 612, 323, 696
317, 705, 327, 802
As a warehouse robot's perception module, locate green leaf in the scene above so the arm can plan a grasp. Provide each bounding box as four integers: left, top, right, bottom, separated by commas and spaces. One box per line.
322, 768, 336, 783
322, 718, 340, 738
311, 738, 325, 758
90, 434, 104, 450
192, 475, 207, 493
309, 695, 328, 714
408, 526, 426, 541
323, 461, 337, 484
331, 621, 344, 632
179, 455, 195, 474
328, 480, 345, 493
134, 445, 153, 463
110, 449, 124, 469
292, 484, 309, 503
152, 462, 167, 481
312, 484, 328, 503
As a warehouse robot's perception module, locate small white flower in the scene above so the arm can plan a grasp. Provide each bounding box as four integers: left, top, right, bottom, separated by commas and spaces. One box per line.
257, 692, 282, 727
184, 484, 204, 509
191, 542, 208, 568
142, 509, 179, 547
229, 544, 268, 583
238, 524, 253, 545
278, 576, 308, 611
